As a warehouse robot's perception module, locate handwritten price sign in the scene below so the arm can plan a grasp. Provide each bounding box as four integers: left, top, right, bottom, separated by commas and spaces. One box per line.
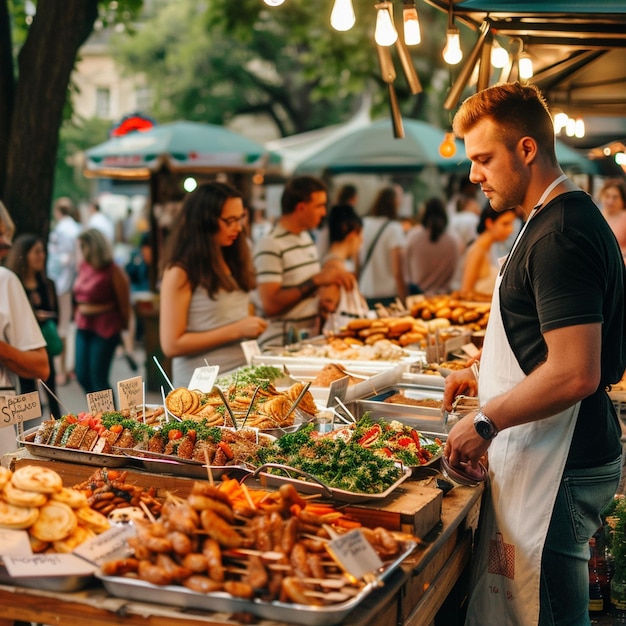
0, 392, 41, 429
117, 376, 143, 411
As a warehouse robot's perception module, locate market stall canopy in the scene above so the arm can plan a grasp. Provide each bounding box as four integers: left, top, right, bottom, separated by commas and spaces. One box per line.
293, 118, 596, 176
294, 119, 469, 176
423, 0, 626, 117
84, 120, 281, 180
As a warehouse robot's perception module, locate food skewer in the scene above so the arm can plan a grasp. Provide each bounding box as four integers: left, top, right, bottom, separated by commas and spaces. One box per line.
39, 379, 72, 417
240, 385, 260, 429
153, 355, 174, 390
213, 385, 238, 430
203, 449, 215, 486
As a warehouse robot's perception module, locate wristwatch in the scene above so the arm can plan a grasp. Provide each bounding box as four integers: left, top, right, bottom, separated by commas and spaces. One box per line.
473, 409, 498, 440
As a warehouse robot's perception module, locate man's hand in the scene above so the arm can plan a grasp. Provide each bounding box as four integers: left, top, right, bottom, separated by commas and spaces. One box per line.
444, 412, 491, 468
443, 367, 478, 411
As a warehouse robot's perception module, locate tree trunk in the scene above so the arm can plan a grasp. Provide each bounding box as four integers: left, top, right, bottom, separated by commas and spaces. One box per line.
0, 0, 15, 187
2, 0, 99, 240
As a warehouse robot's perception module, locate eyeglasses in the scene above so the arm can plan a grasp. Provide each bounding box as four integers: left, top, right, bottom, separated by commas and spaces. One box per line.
219, 215, 247, 227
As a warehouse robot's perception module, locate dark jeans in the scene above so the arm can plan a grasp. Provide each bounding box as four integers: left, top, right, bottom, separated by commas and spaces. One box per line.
539, 456, 621, 625
75, 328, 121, 395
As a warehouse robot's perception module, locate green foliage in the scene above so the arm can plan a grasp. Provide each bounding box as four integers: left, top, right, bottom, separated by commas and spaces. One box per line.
53, 117, 111, 204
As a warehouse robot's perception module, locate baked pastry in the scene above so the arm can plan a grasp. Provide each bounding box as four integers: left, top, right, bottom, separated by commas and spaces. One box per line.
51, 487, 89, 509
4, 481, 48, 507
29, 501, 77, 542
0, 466, 12, 491
52, 525, 96, 553
0, 500, 39, 530
166, 387, 197, 417
75, 505, 110, 533
11, 465, 63, 494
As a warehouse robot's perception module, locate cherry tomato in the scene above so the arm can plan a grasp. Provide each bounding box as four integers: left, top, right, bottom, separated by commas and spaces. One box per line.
168, 429, 183, 441
110, 424, 123, 434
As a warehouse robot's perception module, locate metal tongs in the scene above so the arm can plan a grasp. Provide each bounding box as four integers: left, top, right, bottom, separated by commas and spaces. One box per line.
213, 385, 238, 430
282, 381, 312, 422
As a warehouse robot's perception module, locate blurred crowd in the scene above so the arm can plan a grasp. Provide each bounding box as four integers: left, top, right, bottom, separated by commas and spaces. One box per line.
0, 173, 624, 454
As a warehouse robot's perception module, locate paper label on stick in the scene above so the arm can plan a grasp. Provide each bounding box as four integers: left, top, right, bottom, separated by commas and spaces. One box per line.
86, 389, 115, 414
188, 365, 219, 393
3, 553, 96, 578
0, 529, 32, 556
328, 376, 350, 408
326, 529, 383, 580
73, 525, 136, 566
462, 342, 479, 358
117, 376, 143, 410
0, 391, 41, 429
240, 340, 261, 366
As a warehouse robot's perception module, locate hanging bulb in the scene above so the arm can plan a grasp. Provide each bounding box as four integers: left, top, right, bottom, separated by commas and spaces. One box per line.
330, 0, 355, 31
439, 132, 457, 158
574, 118, 585, 139
374, 2, 398, 46
518, 52, 533, 79
402, 4, 421, 46
443, 26, 463, 65
490, 40, 509, 69
565, 118, 576, 137
554, 112, 568, 135
263, 0, 285, 6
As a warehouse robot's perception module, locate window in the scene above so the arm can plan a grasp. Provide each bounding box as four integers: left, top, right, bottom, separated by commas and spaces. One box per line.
135, 85, 151, 113
95, 87, 111, 118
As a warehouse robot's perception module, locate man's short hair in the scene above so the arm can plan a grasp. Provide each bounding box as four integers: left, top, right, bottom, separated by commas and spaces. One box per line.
281, 176, 327, 215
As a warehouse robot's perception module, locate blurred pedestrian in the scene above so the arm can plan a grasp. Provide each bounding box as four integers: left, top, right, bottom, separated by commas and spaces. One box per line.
0, 203, 49, 456
358, 186, 407, 308
73, 228, 131, 394
254, 176, 355, 347
47, 197, 81, 386
598, 178, 626, 260
160, 182, 267, 388
459, 205, 516, 299
405, 197, 459, 295
5, 234, 61, 419
86, 201, 115, 245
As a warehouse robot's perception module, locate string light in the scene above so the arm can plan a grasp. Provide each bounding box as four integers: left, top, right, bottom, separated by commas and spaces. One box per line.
330, 0, 356, 32
439, 131, 457, 158
490, 39, 509, 68
402, 1, 421, 46
374, 2, 398, 46
262, 0, 285, 6
518, 51, 533, 80
442, 7, 462, 65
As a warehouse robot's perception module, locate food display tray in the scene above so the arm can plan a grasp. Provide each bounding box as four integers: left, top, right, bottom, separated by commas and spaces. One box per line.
355, 385, 446, 434
120, 448, 252, 480
252, 353, 421, 373
97, 540, 416, 626
17, 427, 128, 467
248, 463, 413, 504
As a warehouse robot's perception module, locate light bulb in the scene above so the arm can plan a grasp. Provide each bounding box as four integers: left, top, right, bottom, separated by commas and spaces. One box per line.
374, 4, 397, 46
565, 118, 576, 137
263, 0, 285, 6
490, 41, 509, 69
402, 6, 421, 46
439, 132, 457, 158
616, 152, 626, 166
554, 112, 568, 134
443, 27, 462, 65
574, 118, 585, 139
519, 53, 533, 79
330, 0, 355, 31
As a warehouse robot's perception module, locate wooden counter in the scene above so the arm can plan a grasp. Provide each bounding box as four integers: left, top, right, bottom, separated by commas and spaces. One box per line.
1, 456, 483, 626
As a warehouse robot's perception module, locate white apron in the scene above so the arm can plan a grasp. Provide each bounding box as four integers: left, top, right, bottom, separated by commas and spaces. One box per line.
466, 176, 580, 626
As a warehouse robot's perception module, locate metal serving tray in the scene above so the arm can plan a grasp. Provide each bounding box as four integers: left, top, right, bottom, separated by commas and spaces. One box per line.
17, 426, 128, 467
355, 385, 446, 434
248, 462, 414, 504
97, 540, 416, 626
0, 562, 93, 592
120, 449, 252, 480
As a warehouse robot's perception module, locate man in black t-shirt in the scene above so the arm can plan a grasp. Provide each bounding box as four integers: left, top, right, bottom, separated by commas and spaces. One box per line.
442, 83, 625, 626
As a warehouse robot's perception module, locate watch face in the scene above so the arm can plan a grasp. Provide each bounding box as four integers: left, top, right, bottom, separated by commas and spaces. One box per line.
475, 417, 494, 439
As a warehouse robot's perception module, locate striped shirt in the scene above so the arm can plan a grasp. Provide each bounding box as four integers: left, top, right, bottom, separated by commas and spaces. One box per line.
253, 224, 321, 346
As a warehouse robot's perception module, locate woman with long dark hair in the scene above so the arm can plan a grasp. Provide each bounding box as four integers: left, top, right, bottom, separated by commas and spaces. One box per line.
5, 234, 60, 417
159, 182, 267, 387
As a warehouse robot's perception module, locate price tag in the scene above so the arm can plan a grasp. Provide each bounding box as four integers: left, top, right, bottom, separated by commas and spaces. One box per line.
3, 553, 96, 578
73, 525, 136, 566
86, 389, 115, 414
326, 529, 383, 581
188, 365, 219, 393
462, 342, 480, 358
117, 376, 143, 411
328, 375, 350, 408
0, 391, 41, 429
240, 340, 261, 366
0, 529, 32, 556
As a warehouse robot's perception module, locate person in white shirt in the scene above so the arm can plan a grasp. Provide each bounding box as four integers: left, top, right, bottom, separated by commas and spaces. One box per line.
87, 202, 116, 245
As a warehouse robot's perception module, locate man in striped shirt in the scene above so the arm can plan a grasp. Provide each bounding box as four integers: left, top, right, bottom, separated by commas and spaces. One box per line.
253, 176, 355, 347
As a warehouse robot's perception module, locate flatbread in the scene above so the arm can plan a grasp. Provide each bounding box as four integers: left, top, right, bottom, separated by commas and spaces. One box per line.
75, 506, 110, 533
29, 501, 77, 542
12, 465, 63, 494
0, 466, 12, 491
51, 487, 89, 509
0, 500, 39, 530
4, 481, 48, 507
